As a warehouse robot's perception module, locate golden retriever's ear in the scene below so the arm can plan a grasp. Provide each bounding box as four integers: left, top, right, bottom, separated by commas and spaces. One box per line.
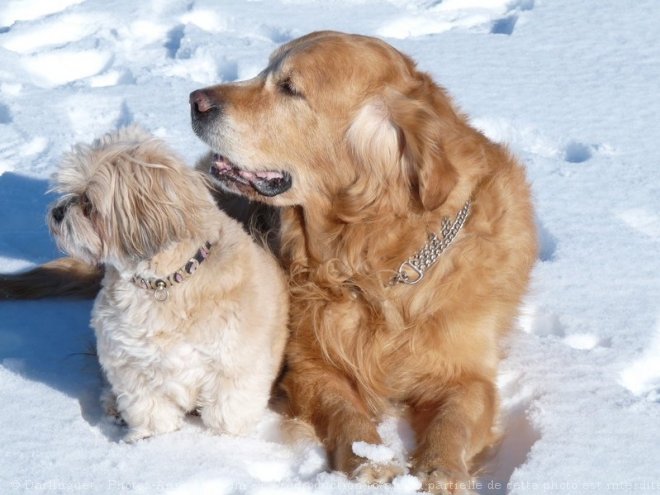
346, 99, 401, 181
387, 91, 458, 211
347, 91, 458, 211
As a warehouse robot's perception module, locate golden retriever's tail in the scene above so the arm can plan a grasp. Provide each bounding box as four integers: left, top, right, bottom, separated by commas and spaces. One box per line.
0, 258, 103, 300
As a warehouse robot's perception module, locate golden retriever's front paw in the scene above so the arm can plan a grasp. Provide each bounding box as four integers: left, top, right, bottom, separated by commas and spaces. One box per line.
349, 439, 405, 484
333, 440, 403, 485
415, 469, 477, 495
352, 461, 404, 485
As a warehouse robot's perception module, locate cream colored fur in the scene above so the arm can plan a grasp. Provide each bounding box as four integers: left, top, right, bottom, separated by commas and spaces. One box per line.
48, 126, 288, 442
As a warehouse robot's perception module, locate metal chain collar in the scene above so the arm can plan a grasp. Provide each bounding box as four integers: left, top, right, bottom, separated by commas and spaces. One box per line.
389, 199, 472, 286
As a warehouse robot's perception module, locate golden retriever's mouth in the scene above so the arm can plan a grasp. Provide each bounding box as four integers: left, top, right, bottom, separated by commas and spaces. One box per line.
209, 154, 292, 197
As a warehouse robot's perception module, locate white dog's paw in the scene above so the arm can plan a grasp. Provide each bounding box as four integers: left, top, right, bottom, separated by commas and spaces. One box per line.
120, 420, 182, 443
200, 405, 259, 436
222, 416, 258, 436
352, 462, 404, 485
119, 412, 183, 443
121, 428, 153, 443
121, 419, 182, 443
115, 395, 185, 443
100, 388, 125, 425
202, 415, 255, 436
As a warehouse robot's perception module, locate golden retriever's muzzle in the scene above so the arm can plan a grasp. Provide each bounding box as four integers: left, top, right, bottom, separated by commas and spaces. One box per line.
209, 154, 292, 197
189, 88, 292, 197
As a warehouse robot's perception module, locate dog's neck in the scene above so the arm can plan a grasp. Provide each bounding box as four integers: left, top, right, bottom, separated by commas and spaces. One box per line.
114, 216, 223, 285
128, 239, 214, 301
109, 207, 223, 275
140, 238, 210, 277
283, 188, 474, 290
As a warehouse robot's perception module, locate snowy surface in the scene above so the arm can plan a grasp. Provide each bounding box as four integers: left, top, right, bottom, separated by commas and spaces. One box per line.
1, 0, 659, 494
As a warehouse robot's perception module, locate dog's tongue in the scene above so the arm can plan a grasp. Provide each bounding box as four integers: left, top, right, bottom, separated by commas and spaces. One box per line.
241, 169, 292, 196
247, 170, 285, 181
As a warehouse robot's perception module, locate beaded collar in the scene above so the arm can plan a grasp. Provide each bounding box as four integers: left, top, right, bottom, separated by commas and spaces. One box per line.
130, 241, 213, 301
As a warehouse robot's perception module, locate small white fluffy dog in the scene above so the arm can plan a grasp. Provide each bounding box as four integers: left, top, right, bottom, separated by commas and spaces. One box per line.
48, 126, 288, 442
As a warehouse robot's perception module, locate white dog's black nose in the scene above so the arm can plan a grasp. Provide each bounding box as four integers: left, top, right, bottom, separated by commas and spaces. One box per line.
51, 205, 66, 224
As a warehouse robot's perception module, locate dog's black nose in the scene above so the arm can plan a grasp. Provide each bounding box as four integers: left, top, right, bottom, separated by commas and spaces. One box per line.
190, 89, 220, 119
51, 205, 65, 224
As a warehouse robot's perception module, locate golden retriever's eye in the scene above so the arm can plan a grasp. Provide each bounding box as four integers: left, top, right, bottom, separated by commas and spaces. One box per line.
79, 193, 93, 218
278, 77, 302, 98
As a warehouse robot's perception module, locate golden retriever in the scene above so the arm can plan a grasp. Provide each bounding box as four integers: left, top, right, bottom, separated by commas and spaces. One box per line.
190, 31, 537, 493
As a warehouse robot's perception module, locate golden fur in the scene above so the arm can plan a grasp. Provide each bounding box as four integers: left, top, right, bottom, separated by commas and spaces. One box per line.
192, 31, 537, 493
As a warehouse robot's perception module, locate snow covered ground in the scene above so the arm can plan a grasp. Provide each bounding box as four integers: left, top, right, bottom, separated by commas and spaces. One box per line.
1, 0, 659, 493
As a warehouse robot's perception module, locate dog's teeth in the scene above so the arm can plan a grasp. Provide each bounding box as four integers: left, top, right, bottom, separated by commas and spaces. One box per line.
213, 156, 232, 172
255, 171, 284, 180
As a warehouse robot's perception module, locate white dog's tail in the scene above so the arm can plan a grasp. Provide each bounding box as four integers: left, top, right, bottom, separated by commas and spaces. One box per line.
0, 258, 103, 299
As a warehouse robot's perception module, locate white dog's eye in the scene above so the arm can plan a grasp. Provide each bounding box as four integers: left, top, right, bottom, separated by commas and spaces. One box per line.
79, 193, 93, 218
278, 77, 302, 98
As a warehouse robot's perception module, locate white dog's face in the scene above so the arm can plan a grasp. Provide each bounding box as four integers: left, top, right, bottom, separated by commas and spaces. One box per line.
48, 126, 212, 269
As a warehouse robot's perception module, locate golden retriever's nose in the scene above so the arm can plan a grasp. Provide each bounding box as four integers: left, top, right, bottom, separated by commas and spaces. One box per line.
190, 89, 219, 117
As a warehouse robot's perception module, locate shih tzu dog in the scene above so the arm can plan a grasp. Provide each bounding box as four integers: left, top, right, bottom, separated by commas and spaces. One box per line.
48, 125, 288, 442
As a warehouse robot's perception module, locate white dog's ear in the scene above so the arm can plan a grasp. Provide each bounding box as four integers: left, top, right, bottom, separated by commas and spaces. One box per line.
347, 90, 458, 211
106, 154, 206, 261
